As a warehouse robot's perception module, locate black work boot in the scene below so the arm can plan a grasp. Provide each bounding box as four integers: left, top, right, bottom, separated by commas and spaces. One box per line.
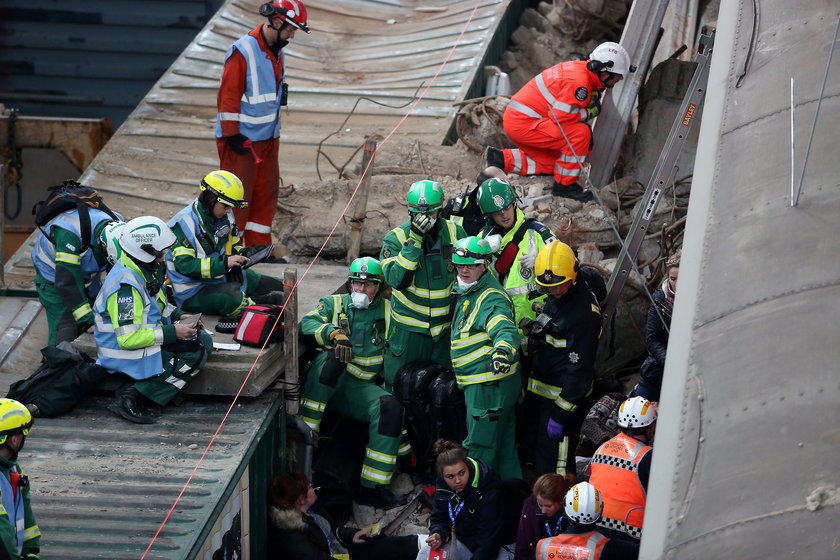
483, 146, 504, 169
552, 181, 594, 202
355, 485, 406, 510
109, 384, 156, 424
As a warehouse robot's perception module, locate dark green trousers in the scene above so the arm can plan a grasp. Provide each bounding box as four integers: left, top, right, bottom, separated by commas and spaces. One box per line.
135, 330, 213, 406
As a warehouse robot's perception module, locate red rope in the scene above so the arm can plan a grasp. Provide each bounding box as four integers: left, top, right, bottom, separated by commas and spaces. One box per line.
142, 1, 484, 556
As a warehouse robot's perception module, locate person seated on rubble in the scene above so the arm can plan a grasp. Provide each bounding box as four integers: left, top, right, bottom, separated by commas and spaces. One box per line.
165, 170, 285, 319
476, 177, 557, 382
536, 482, 639, 560
632, 252, 679, 401
94, 216, 213, 424
267, 471, 420, 560
418, 439, 513, 560
514, 473, 570, 560
298, 257, 406, 510
32, 192, 124, 346
588, 397, 656, 541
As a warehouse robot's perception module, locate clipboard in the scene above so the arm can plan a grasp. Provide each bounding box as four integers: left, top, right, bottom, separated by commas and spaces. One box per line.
243, 244, 274, 269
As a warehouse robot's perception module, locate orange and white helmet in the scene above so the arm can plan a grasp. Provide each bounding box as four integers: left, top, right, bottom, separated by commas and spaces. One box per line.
617, 396, 657, 429
564, 482, 604, 524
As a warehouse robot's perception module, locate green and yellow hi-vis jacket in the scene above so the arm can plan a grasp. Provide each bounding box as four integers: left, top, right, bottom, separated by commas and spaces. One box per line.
300, 293, 390, 382
450, 271, 520, 387
379, 219, 465, 339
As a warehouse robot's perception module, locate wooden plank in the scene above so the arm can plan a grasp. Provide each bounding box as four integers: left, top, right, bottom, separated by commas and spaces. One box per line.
0, 300, 41, 366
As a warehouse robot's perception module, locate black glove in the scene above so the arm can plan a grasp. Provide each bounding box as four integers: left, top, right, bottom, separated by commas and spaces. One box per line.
409, 213, 435, 244
226, 133, 250, 154
491, 350, 513, 375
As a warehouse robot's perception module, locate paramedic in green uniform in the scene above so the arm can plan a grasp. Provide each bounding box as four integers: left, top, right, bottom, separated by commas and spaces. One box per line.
379, 180, 466, 390
298, 257, 405, 510
450, 236, 522, 479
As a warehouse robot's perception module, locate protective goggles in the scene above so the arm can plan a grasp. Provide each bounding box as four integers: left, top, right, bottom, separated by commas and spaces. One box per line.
200, 179, 249, 209
259, 3, 311, 33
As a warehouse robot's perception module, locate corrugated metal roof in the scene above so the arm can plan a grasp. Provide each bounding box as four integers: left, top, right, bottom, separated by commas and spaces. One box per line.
26, 392, 280, 559
4, 0, 517, 288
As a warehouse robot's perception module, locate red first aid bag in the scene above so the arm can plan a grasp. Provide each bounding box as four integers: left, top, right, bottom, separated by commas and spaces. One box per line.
233, 305, 284, 347
429, 549, 447, 560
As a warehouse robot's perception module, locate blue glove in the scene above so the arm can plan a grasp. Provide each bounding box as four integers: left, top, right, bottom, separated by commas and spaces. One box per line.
547, 418, 564, 441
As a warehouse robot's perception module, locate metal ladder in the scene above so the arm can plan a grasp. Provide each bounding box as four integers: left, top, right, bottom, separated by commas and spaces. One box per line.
601, 30, 716, 322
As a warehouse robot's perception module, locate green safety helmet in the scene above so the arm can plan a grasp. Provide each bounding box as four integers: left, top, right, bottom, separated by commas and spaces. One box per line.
407, 180, 445, 213
477, 178, 516, 215
451, 236, 492, 265
348, 257, 384, 283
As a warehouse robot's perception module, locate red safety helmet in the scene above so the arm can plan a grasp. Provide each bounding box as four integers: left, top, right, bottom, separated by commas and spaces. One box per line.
259, 0, 310, 33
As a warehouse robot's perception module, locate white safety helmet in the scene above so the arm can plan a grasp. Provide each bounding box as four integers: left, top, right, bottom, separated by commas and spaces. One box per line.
617, 396, 657, 429
100, 221, 126, 266
588, 42, 633, 76
120, 216, 177, 264
564, 482, 604, 525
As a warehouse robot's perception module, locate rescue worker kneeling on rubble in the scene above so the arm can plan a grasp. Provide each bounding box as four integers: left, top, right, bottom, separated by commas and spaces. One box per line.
32, 201, 125, 346
298, 257, 406, 510
166, 170, 284, 318
0, 399, 41, 560
450, 236, 522, 479
477, 177, 556, 379
588, 397, 656, 541
522, 241, 603, 480
380, 180, 466, 390
536, 482, 639, 560
94, 217, 213, 424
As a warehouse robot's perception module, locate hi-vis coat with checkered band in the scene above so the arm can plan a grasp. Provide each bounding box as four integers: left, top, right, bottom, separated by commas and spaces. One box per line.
450, 271, 520, 386
379, 218, 465, 339
299, 294, 390, 382
528, 279, 601, 421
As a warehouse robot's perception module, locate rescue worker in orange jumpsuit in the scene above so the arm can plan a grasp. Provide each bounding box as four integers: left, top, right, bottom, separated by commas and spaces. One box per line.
215, 0, 310, 246
588, 396, 656, 541
486, 42, 634, 203
536, 482, 639, 560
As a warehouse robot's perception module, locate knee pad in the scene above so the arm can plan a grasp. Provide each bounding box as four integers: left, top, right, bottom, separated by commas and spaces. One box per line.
377, 395, 403, 438
318, 354, 345, 388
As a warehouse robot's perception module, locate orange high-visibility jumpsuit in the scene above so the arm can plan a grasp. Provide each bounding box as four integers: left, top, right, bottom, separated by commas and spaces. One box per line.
502, 60, 604, 186
216, 25, 282, 246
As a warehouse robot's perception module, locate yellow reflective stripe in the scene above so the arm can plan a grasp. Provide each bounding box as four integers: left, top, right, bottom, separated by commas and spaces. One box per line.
591, 303, 601, 314
392, 290, 429, 315
299, 414, 320, 431
555, 394, 577, 412
395, 253, 418, 270
200, 257, 213, 278
430, 323, 450, 337
0, 505, 6, 515
346, 363, 378, 380
72, 303, 93, 320
55, 251, 81, 265
313, 323, 333, 346
555, 437, 570, 475
528, 377, 562, 399
353, 355, 383, 366
495, 340, 517, 354
451, 332, 491, 349
366, 448, 397, 465
23, 524, 40, 541
391, 308, 429, 329
464, 288, 509, 332
360, 465, 393, 484
429, 304, 452, 318
407, 284, 453, 299
398, 440, 412, 455
456, 369, 515, 385
546, 335, 567, 348
300, 398, 327, 412
452, 345, 493, 368
392, 227, 408, 244
486, 313, 513, 332
380, 256, 400, 269
171, 246, 195, 258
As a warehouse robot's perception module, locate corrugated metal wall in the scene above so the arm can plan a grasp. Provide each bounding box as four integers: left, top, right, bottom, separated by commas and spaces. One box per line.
0, 0, 224, 127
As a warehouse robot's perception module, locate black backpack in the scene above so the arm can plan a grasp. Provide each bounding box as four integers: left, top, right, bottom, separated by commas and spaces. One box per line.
33, 180, 120, 251
6, 343, 108, 418
440, 185, 485, 236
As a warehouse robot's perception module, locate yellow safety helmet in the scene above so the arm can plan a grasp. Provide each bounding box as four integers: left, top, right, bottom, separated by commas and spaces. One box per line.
535, 240, 579, 287
200, 170, 249, 209
0, 398, 33, 445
